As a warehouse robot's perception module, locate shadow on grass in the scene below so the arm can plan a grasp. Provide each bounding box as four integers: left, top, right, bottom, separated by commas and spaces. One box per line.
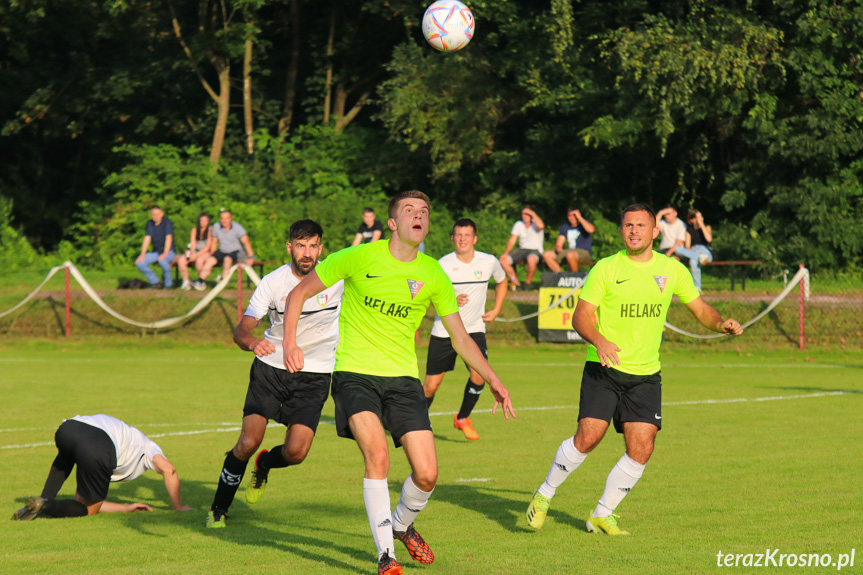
113, 476, 372, 571
510, 302, 539, 340
432, 482, 582, 534
432, 433, 462, 444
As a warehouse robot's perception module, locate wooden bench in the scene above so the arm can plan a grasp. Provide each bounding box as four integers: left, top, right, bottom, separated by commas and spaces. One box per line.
702, 260, 761, 291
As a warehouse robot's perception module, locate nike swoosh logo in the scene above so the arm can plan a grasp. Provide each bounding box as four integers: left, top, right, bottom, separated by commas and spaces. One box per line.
366, 273, 382, 279
616, 279, 630, 284
654, 414, 662, 420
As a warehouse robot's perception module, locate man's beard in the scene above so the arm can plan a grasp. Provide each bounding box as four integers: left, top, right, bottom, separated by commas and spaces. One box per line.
292, 257, 315, 276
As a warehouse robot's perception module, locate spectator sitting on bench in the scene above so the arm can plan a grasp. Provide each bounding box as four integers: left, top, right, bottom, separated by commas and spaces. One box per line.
500, 204, 545, 291
188, 212, 213, 291
196, 208, 255, 289
685, 209, 713, 265
542, 206, 595, 273
351, 207, 384, 246
657, 204, 706, 292
135, 206, 191, 290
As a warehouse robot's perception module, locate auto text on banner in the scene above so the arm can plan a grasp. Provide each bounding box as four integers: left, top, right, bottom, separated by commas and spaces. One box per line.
537, 271, 587, 343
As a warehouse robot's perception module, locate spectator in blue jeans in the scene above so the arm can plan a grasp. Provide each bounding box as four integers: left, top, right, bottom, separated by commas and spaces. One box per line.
656, 205, 706, 291
685, 208, 714, 271
135, 206, 190, 289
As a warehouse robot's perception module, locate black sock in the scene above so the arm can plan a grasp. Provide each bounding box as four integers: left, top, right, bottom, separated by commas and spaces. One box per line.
457, 379, 484, 420
259, 446, 290, 471
211, 451, 248, 512
42, 498, 88, 518
426, 394, 435, 409
41, 454, 74, 499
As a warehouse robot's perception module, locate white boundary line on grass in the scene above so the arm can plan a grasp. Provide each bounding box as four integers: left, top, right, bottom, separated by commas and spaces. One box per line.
489, 362, 858, 369
1, 359, 856, 369
2, 391, 857, 451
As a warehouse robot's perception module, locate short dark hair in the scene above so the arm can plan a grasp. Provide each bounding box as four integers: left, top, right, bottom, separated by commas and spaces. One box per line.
388, 190, 431, 219
363, 207, 375, 215
567, 206, 578, 213
289, 219, 324, 242
150, 205, 162, 211
620, 203, 656, 226
452, 218, 477, 235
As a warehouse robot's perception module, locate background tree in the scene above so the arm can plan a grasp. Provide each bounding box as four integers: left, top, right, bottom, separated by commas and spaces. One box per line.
0, 0, 860, 272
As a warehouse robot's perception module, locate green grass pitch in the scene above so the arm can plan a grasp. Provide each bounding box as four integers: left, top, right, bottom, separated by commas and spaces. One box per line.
1, 343, 860, 574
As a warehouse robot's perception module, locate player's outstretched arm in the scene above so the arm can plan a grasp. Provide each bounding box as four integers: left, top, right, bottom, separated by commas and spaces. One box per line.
572, 299, 621, 367
483, 277, 509, 322
152, 454, 193, 511
283, 270, 327, 373
97, 500, 153, 513
685, 297, 744, 336
440, 312, 516, 420
233, 315, 276, 357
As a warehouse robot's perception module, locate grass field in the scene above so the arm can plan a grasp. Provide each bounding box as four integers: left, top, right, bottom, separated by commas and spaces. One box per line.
1, 343, 861, 574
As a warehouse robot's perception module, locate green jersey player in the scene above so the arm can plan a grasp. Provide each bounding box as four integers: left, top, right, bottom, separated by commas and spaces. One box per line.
283, 191, 516, 575
527, 203, 742, 535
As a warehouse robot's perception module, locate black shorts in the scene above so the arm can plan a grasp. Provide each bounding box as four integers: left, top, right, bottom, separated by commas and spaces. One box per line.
509, 248, 542, 265
212, 249, 250, 264
243, 359, 331, 432
331, 371, 431, 448
578, 361, 662, 433
54, 419, 117, 502
426, 333, 488, 375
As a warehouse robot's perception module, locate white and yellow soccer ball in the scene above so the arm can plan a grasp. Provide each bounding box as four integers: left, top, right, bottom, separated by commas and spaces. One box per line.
422, 1, 475, 52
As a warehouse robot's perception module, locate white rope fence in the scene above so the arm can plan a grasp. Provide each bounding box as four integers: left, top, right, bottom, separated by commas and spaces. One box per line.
3, 263, 810, 341
664, 265, 809, 339
494, 267, 811, 341
0, 264, 66, 319
0, 261, 261, 329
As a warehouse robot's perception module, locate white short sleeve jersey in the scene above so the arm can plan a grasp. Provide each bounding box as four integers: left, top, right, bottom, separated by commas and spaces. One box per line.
244, 264, 343, 373
70, 414, 164, 482
658, 218, 687, 251
430, 251, 506, 337
510, 220, 544, 251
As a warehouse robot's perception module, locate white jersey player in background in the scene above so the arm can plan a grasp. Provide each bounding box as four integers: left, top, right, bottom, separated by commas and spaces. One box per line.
423, 218, 509, 441
206, 219, 343, 528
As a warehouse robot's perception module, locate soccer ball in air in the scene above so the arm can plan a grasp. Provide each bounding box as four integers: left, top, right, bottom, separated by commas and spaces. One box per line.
422, 1, 475, 52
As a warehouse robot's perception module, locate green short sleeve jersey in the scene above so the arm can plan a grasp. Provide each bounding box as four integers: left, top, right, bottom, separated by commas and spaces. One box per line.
315, 239, 459, 378
578, 250, 700, 375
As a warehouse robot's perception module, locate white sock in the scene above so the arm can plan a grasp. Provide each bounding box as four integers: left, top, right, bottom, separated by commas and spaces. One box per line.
363, 478, 395, 560
538, 437, 587, 499
593, 453, 645, 518
392, 475, 433, 532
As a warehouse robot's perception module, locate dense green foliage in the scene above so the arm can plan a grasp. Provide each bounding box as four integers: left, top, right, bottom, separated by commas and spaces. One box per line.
1, 0, 861, 271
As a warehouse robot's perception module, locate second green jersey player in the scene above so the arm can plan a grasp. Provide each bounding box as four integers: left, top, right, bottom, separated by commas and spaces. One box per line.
282, 191, 516, 575
527, 203, 742, 536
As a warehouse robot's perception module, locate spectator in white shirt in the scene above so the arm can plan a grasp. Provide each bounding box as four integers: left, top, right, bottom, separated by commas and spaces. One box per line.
500, 205, 545, 291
